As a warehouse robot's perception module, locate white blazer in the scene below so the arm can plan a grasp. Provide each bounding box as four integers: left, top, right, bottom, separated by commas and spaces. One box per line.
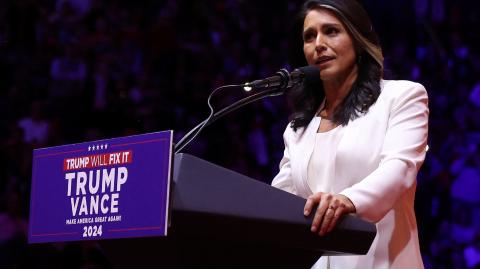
272, 80, 429, 269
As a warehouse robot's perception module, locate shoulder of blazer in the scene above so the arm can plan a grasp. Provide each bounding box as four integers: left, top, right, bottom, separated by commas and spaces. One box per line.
379, 79, 428, 103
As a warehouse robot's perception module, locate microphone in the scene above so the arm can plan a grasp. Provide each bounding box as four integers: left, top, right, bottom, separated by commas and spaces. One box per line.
243, 66, 320, 91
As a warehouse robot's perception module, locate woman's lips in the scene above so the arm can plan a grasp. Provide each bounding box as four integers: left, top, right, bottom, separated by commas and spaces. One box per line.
315, 57, 335, 65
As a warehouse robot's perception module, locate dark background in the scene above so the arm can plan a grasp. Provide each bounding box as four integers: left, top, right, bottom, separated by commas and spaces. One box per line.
0, 0, 479, 268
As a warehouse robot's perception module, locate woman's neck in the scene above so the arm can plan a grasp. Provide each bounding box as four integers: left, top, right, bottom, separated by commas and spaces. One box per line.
322, 67, 358, 115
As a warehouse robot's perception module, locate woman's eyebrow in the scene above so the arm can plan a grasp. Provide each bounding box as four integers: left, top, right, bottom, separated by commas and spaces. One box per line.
321, 23, 342, 29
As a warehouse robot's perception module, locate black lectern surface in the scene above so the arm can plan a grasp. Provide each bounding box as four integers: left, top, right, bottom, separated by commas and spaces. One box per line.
100, 153, 376, 269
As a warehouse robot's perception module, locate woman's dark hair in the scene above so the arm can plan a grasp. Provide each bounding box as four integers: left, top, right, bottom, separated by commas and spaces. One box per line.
289, 0, 384, 131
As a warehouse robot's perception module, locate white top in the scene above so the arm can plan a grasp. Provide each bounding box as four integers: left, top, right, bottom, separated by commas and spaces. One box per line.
307, 121, 345, 194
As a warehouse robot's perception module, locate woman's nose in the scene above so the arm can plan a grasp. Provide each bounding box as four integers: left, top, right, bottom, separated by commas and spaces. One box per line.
315, 35, 327, 52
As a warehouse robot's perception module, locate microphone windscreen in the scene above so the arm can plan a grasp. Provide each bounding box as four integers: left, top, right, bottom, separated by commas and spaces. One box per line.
297, 66, 321, 89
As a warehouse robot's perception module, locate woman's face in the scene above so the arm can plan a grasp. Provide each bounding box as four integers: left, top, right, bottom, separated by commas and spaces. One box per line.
303, 8, 357, 82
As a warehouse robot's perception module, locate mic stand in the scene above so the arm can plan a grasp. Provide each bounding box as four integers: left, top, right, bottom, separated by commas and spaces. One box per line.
174, 87, 284, 153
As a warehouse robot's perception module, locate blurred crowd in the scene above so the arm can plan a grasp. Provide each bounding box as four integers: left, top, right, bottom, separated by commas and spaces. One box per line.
0, 0, 479, 268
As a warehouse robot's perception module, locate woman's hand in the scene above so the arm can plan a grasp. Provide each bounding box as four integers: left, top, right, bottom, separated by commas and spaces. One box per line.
304, 193, 356, 236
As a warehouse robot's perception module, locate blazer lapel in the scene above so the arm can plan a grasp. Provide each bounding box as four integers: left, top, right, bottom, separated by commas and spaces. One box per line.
293, 116, 320, 196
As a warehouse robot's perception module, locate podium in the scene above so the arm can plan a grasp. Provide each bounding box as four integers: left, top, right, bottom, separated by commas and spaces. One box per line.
100, 153, 376, 268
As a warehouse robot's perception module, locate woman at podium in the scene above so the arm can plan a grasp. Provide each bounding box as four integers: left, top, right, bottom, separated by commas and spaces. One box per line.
272, 0, 428, 268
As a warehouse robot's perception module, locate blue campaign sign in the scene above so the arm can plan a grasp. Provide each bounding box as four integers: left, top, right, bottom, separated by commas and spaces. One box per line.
29, 131, 173, 243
